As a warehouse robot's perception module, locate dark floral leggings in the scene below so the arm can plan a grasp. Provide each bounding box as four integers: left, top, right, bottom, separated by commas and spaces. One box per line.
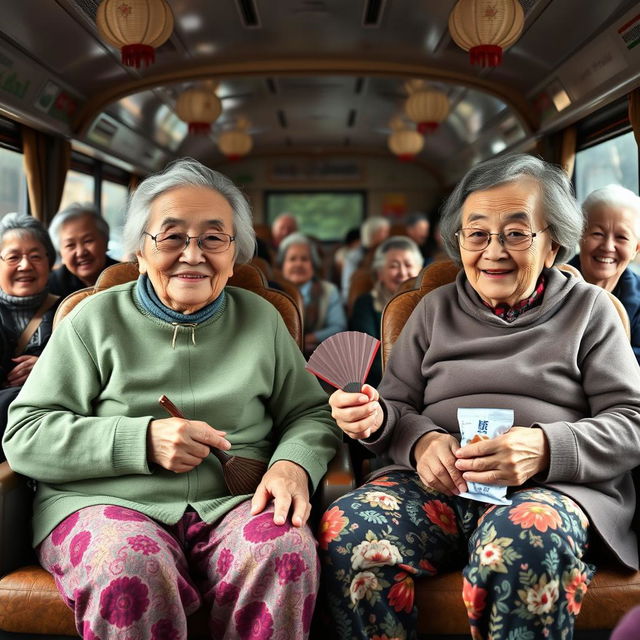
318, 471, 594, 640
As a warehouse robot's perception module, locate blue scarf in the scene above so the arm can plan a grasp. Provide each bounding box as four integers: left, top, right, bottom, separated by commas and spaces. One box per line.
135, 274, 225, 324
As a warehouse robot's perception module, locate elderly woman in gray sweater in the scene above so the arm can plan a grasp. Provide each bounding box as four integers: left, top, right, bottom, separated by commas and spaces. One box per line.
320, 154, 640, 640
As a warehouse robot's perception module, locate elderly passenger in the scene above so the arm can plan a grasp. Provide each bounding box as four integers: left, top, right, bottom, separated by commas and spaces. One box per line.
569, 184, 640, 363
341, 216, 391, 301
0, 213, 58, 461
48, 203, 118, 298
271, 212, 298, 249
278, 232, 346, 357
320, 154, 640, 640
349, 235, 423, 386
4, 158, 340, 640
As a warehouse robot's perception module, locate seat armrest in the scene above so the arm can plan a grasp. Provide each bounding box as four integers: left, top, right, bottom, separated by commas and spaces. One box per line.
316, 442, 356, 511
0, 461, 36, 575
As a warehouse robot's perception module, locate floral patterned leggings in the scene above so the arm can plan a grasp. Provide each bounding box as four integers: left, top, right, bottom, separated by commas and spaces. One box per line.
38, 501, 319, 640
318, 471, 594, 640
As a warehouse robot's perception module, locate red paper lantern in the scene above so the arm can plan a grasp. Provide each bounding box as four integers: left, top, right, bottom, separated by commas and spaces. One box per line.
405, 88, 450, 134
175, 86, 222, 135
96, 0, 174, 68
449, 0, 524, 67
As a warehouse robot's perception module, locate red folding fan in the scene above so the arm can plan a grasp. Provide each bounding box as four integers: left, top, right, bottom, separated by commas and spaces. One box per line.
305, 331, 380, 392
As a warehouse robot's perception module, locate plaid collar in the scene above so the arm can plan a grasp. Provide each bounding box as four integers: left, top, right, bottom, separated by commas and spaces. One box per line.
482, 273, 546, 323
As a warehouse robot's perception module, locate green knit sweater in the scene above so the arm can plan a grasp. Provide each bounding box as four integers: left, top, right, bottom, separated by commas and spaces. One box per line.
3, 282, 340, 545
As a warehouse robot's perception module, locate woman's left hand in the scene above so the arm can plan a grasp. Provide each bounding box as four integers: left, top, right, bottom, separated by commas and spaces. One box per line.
250, 460, 311, 528
454, 426, 550, 486
5, 355, 38, 387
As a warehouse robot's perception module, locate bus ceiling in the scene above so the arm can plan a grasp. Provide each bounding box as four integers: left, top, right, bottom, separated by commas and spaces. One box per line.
0, 0, 637, 185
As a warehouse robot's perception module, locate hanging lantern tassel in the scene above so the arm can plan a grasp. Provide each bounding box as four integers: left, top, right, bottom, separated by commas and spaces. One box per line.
448, 0, 524, 68
405, 88, 450, 135
96, 0, 174, 69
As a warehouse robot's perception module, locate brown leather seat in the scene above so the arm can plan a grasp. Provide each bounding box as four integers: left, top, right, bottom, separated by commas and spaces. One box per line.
380, 260, 640, 637
0, 260, 331, 637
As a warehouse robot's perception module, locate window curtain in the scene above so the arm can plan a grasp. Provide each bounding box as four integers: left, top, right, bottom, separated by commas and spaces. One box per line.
559, 126, 577, 180
22, 126, 71, 226
629, 88, 640, 147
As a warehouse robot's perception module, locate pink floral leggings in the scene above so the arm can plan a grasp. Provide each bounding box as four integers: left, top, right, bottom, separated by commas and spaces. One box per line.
38, 502, 319, 640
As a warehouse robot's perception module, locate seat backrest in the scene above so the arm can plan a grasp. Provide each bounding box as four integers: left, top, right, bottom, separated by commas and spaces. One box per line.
53, 261, 304, 348
347, 267, 374, 314
381, 260, 631, 369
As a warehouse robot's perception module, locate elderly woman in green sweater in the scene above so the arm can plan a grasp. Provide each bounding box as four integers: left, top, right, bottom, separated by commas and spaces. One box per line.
3, 158, 340, 640
320, 154, 640, 640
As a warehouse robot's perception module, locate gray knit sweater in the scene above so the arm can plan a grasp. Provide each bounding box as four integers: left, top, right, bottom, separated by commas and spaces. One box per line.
368, 267, 640, 569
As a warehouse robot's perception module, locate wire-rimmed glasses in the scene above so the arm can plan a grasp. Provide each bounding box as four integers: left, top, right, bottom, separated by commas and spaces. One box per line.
455, 225, 550, 251
143, 231, 236, 253
0, 252, 47, 266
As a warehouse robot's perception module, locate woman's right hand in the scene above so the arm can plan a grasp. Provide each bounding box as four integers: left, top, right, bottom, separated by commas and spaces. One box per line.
414, 431, 468, 496
329, 384, 383, 439
147, 418, 231, 473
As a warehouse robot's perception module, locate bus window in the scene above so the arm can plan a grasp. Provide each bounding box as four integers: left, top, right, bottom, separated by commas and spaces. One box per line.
101, 180, 128, 260
59, 169, 95, 212
266, 191, 364, 241
575, 131, 639, 202
0, 147, 28, 217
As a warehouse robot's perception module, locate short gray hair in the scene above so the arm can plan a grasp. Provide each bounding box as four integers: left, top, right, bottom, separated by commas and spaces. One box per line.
0, 212, 56, 268
582, 184, 640, 237
123, 158, 256, 263
372, 235, 423, 272
49, 203, 110, 251
361, 216, 390, 248
440, 153, 583, 265
276, 232, 321, 270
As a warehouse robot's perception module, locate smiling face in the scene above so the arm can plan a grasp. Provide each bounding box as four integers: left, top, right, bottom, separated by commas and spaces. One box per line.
136, 185, 235, 314
579, 203, 639, 291
0, 231, 50, 297
377, 248, 422, 294
282, 242, 314, 285
58, 214, 108, 286
459, 177, 559, 308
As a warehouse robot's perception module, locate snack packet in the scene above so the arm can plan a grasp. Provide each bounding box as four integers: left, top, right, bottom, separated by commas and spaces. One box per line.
457, 408, 514, 505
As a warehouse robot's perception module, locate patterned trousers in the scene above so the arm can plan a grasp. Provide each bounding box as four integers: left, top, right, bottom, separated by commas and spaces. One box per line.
318, 471, 594, 640
38, 501, 319, 640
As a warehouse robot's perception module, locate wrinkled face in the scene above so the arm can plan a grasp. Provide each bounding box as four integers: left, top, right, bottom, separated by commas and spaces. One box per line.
459, 178, 559, 308
378, 248, 422, 294
272, 216, 297, 247
0, 231, 50, 297
58, 214, 108, 285
579, 203, 639, 291
136, 185, 235, 314
282, 243, 314, 285
407, 220, 430, 245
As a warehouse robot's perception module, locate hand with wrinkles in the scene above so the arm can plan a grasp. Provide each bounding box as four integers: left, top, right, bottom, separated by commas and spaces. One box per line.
147, 417, 231, 473
414, 431, 468, 495
5, 355, 38, 387
329, 384, 384, 439
251, 460, 311, 527
454, 426, 550, 486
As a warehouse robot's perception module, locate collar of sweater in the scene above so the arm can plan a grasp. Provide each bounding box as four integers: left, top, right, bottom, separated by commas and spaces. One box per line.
456, 267, 580, 328
135, 274, 225, 325
0, 287, 49, 311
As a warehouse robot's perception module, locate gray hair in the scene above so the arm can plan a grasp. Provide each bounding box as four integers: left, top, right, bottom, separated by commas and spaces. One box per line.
49, 203, 110, 251
0, 212, 56, 268
582, 184, 640, 237
361, 216, 391, 248
123, 158, 256, 263
439, 153, 583, 265
372, 235, 423, 273
405, 212, 429, 228
276, 232, 321, 270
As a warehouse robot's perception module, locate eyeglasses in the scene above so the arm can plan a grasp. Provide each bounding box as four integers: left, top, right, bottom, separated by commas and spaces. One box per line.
455, 226, 550, 251
143, 231, 236, 254
0, 252, 47, 266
